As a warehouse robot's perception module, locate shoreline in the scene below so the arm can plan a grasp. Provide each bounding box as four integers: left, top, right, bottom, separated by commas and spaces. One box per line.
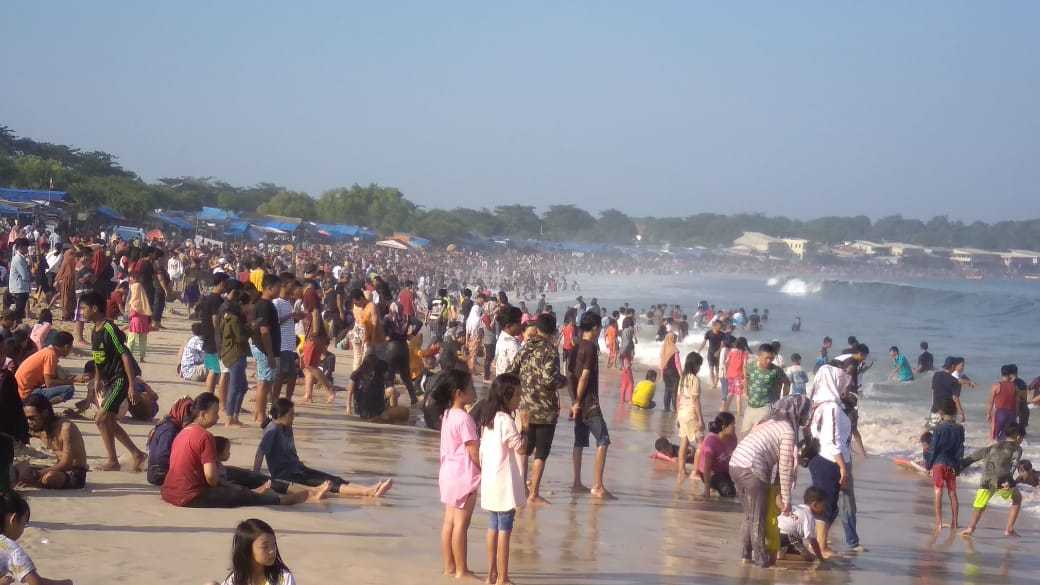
13, 308, 1040, 584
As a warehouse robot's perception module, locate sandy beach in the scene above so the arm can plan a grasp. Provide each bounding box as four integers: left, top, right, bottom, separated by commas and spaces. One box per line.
13, 307, 1040, 585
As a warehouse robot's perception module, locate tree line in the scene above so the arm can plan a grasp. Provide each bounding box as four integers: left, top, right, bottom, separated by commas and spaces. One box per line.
2, 125, 1039, 250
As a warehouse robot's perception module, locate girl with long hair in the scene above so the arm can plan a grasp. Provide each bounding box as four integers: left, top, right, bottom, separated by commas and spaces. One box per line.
213, 519, 295, 585
659, 332, 681, 412
434, 369, 481, 579
675, 351, 704, 480
477, 374, 526, 585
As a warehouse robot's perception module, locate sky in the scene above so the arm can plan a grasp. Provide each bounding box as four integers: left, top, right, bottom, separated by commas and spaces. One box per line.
2, 2, 1039, 222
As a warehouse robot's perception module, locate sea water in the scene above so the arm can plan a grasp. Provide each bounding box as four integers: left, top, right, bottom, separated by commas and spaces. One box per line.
550, 272, 1040, 515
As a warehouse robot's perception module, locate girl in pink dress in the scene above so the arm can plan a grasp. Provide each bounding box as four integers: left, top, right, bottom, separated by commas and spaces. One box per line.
435, 369, 480, 579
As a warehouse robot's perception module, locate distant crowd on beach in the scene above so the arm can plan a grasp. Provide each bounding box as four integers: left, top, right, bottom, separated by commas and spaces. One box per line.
0, 220, 1037, 582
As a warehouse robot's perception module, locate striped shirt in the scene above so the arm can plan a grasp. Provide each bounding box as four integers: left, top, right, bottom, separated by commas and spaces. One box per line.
729, 419, 797, 507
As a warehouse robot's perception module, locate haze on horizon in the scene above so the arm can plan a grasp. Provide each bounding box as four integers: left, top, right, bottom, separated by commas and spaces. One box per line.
2, 2, 1038, 223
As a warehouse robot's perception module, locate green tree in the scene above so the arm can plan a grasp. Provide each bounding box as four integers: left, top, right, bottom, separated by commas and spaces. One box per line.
493, 205, 541, 238
542, 204, 596, 240
412, 209, 469, 242
316, 183, 416, 234
594, 209, 638, 243
13, 155, 67, 189
257, 191, 317, 219
453, 207, 502, 237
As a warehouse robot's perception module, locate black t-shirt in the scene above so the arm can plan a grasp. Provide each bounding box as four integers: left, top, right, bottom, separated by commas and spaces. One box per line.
197, 293, 224, 353
574, 339, 601, 420
254, 298, 280, 355
704, 330, 725, 355
931, 370, 961, 413
92, 320, 140, 383
459, 299, 474, 323
917, 351, 934, 373
351, 359, 388, 419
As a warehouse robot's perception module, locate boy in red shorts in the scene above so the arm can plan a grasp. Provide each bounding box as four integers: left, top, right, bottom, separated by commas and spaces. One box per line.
924, 398, 965, 533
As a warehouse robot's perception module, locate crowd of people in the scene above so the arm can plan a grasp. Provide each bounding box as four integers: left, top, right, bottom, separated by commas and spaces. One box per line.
0, 220, 1037, 582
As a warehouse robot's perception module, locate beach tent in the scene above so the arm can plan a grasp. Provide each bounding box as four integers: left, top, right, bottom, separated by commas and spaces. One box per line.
224, 221, 250, 237
197, 207, 239, 222
152, 211, 193, 231
0, 187, 67, 203
252, 215, 300, 233
376, 239, 409, 250
96, 206, 126, 221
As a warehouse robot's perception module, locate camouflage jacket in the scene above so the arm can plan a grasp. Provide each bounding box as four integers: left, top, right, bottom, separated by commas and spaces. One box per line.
507, 335, 562, 425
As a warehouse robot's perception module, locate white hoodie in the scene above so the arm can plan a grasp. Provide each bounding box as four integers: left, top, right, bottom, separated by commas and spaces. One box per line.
809, 364, 853, 464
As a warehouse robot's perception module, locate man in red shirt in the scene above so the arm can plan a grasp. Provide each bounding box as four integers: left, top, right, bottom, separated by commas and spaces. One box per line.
398, 280, 415, 320
162, 392, 327, 508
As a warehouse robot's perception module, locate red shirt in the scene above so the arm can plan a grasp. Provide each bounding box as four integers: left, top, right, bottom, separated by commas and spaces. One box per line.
398, 289, 415, 317
161, 424, 216, 507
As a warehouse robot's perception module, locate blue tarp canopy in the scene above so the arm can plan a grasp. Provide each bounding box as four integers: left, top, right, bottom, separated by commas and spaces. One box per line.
252, 216, 300, 232
0, 187, 67, 203
198, 207, 238, 222
357, 227, 377, 240
0, 204, 23, 217
97, 206, 126, 221
224, 221, 249, 236
409, 236, 431, 248
312, 223, 360, 238
152, 212, 193, 231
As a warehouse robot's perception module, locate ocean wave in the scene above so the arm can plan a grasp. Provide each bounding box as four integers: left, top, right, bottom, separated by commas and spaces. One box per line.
773, 278, 1040, 316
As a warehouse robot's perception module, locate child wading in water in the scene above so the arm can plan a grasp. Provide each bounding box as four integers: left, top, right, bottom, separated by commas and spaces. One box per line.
924, 398, 964, 532
477, 374, 527, 585
960, 422, 1025, 537
1, 491, 74, 584
206, 518, 297, 585
435, 369, 481, 579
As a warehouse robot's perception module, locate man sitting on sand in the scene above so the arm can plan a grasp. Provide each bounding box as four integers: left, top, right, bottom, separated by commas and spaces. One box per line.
16, 393, 89, 489
14, 332, 78, 405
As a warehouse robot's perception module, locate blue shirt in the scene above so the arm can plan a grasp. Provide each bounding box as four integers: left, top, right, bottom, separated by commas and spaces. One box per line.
925, 419, 965, 470
257, 423, 303, 479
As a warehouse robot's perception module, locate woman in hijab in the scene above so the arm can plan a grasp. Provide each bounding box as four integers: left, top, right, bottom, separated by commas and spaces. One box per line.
659, 332, 681, 412
146, 397, 195, 485
728, 394, 812, 568
55, 245, 78, 322
807, 361, 855, 558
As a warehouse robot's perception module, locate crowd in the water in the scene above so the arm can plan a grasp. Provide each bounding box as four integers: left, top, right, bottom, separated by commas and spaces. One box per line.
0, 221, 1037, 583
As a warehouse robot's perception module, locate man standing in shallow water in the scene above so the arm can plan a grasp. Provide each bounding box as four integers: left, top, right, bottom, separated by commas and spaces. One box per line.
570, 312, 614, 499
507, 313, 564, 504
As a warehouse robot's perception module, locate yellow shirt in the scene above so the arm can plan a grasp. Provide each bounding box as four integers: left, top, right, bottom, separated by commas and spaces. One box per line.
632, 380, 657, 409
250, 269, 265, 293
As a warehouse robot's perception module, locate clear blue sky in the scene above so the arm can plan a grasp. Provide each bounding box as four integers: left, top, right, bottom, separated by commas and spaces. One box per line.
3, 2, 1038, 222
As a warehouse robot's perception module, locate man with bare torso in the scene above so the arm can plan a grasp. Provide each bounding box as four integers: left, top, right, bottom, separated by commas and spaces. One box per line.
17, 393, 89, 489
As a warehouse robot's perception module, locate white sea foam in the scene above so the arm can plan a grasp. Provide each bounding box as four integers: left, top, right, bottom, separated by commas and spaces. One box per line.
779, 278, 823, 296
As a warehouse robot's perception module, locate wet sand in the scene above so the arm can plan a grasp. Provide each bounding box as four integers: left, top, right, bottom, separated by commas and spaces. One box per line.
15, 309, 1040, 584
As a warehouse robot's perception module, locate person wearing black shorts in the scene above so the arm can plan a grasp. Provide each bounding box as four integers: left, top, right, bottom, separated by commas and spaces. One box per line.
80, 292, 147, 472
507, 313, 563, 504
571, 313, 612, 499
699, 321, 726, 388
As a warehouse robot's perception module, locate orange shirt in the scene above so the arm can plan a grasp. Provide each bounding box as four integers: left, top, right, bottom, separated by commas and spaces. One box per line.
605, 325, 618, 345
352, 301, 385, 345
15, 346, 59, 399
